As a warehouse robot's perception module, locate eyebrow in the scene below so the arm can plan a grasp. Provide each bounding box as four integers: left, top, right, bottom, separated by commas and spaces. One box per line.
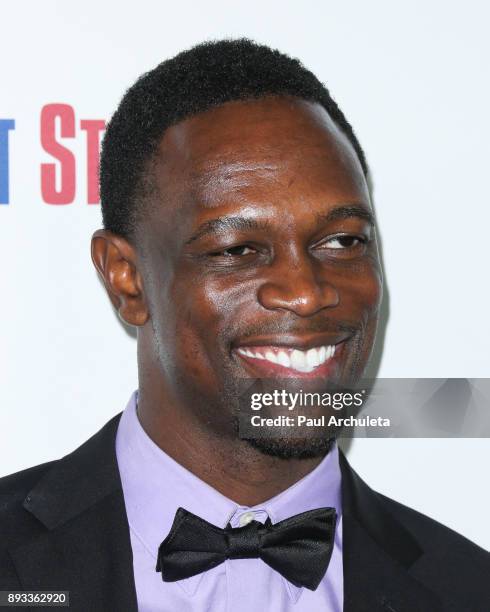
185, 204, 375, 245
185, 217, 273, 245
316, 205, 375, 227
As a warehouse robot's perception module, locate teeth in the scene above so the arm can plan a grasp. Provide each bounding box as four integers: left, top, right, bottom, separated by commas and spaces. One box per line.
265, 350, 278, 364
306, 347, 320, 368
290, 349, 306, 370
277, 351, 291, 368
237, 344, 337, 372
318, 346, 327, 362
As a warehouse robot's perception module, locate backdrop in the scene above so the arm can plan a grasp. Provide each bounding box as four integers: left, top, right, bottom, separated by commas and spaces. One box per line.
1, 0, 488, 550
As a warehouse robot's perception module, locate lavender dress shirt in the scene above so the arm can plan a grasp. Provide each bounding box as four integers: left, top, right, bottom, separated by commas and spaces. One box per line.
115, 391, 343, 611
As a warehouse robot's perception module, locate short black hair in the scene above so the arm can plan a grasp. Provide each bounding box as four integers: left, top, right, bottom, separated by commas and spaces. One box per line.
100, 38, 368, 239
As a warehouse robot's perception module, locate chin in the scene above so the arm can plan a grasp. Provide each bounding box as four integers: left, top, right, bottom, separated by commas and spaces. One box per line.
244, 435, 335, 460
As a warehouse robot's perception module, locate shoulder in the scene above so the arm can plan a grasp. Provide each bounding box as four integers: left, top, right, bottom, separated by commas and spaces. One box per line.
0, 414, 123, 591
0, 461, 59, 587
0, 412, 122, 536
378, 491, 489, 606
0, 461, 57, 537
340, 452, 489, 608
0, 461, 56, 498
379, 491, 488, 559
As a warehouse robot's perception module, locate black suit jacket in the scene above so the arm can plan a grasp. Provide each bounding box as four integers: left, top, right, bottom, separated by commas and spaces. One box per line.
0, 413, 488, 611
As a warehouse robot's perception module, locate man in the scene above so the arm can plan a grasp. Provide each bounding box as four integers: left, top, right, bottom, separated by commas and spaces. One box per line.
0, 39, 488, 611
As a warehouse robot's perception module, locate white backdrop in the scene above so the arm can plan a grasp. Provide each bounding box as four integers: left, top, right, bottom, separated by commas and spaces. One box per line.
1, 0, 489, 550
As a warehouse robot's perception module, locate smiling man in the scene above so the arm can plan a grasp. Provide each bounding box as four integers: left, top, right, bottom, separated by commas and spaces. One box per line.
0, 39, 488, 611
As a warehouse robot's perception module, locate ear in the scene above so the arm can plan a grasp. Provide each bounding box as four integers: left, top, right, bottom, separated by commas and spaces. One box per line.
91, 229, 149, 327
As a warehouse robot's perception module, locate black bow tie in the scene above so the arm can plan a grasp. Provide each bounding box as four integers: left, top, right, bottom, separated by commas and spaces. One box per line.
156, 506, 337, 591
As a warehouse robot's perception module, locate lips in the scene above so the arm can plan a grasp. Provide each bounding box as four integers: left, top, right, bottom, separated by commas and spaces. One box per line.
232, 336, 348, 379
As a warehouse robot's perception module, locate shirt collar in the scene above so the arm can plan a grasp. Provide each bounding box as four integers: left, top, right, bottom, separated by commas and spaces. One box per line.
116, 390, 342, 601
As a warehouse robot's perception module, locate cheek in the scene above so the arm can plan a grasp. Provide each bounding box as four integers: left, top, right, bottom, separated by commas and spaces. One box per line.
337, 263, 383, 323
169, 277, 234, 376
360, 267, 383, 314
335, 266, 382, 376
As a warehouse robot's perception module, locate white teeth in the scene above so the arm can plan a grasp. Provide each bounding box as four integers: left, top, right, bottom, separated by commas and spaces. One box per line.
290, 349, 306, 370
237, 344, 337, 372
318, 346, 327, 362
265, 350, 278, 364
306, 347, 320, 368
277, 351, 291, 368
238, 348, 263, 359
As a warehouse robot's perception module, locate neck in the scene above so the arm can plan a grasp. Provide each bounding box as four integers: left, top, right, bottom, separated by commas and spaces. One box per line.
136, 390, 324, 507
138, 389, 324, 506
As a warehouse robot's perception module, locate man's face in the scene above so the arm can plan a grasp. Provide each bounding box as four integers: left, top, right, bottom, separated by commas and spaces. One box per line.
136, 97, 382, 448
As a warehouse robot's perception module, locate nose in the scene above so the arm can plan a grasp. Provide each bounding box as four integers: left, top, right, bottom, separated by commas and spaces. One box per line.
257, 255, 340, 317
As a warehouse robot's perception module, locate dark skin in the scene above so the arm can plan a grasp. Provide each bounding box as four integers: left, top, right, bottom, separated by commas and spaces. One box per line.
92, 96, 382, 505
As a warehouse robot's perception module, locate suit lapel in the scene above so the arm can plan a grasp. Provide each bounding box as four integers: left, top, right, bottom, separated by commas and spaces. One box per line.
9, 414, 138, 612
339, 452, 442, 612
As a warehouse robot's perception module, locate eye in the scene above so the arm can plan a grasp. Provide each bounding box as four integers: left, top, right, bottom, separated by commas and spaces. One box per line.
313, 233, 370, 258
210, 245, 257, 257
323, 235, 365, 249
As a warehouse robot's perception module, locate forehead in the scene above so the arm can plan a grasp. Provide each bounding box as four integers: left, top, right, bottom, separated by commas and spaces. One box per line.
154, 97, 367, 202
141, 98, 370, 251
